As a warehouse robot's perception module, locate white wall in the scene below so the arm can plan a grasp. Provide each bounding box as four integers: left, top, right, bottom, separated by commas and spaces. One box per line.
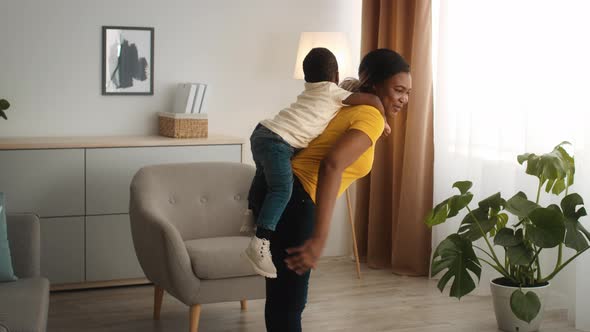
0, 0, 361, 256
576, 254, 590, 330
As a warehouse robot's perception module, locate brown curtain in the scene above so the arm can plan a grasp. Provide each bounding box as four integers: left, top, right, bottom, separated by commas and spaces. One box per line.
354, 0, 433, 276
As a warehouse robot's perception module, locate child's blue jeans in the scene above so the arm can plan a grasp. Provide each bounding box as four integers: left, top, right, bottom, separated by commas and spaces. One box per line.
248, 124, 295, 232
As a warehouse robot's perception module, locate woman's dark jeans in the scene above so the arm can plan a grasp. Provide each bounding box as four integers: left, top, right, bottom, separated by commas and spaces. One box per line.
249, 176, 316, 332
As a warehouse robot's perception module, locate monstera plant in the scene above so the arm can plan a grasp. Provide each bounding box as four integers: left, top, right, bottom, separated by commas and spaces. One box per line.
425, 142, 589, 332
0, 99, 10, 120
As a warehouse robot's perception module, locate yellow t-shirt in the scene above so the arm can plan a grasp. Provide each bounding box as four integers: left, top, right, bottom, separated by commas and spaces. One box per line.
292, 105, 385, 203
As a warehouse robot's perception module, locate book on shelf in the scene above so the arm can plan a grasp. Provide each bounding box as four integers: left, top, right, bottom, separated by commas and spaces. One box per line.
192, 83, 207, 114
172, 83, 208, 114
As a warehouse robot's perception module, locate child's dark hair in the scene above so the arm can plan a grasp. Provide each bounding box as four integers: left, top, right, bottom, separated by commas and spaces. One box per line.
302, 48, 338, 83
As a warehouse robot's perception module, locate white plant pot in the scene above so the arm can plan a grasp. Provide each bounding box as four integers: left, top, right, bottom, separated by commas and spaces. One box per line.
490, 278, 551, 332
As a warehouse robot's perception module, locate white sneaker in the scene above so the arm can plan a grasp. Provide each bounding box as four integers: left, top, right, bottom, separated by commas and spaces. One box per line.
242, 236, 277, 278
240, 209, 256, 235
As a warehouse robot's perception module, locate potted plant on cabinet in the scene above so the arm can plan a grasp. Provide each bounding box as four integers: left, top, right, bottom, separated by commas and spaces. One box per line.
425, 142, 589, 332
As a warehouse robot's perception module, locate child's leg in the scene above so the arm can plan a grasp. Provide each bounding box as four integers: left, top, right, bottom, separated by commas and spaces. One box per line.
241, 159, 266, 234
247, 159, 267, 215
244, 125, 293, 278
249, 124, 295, 235
252, 140, 294, 234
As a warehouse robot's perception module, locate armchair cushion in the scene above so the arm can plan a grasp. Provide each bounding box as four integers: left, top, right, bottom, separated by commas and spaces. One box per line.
185, 236, 256, 279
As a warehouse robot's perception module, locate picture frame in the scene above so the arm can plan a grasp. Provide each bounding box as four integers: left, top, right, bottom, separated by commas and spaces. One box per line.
102, 26, 154, 95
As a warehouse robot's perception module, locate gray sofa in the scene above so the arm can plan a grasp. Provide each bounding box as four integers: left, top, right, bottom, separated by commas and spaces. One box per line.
129, 162, 265, 332
0, 213, 49, 332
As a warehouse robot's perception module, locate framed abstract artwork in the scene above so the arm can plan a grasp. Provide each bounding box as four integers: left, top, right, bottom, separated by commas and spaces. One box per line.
102, 26, 154, 95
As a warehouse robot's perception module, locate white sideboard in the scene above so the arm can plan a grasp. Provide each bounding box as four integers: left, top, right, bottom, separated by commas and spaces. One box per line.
0, 135, 244, 289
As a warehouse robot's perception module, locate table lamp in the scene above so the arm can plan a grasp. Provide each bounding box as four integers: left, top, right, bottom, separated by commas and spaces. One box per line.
293, 32, 354, 80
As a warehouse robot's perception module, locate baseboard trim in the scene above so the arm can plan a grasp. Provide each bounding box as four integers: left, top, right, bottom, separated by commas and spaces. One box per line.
50, 278, 150, 291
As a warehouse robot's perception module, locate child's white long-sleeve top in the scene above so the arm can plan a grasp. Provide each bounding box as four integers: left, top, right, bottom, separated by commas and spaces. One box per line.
261, 81, 352, 149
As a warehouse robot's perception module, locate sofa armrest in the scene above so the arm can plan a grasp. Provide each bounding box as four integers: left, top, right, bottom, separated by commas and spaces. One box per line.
6, 213, 40, 278
129, 202, 201, 305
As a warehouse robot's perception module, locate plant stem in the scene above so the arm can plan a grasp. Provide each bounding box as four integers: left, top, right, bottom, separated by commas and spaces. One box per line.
473, 245, 496, 262
466, 206, 510, 276
505, 251, 509, 271
477, 256, 507, 276
537, 258, 542, 281
529, 248, 542, 268
536, 177, 543, 204
554, 174, 570, 280
530, 176, 545, 283
541, 246, 589, 283
554, 243, 563, 273
473, 246, 518, 282
527, 247, 542, 281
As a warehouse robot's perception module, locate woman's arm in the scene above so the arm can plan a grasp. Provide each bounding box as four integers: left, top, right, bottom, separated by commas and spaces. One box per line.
343, 93, 385, 115
285, 129, 373, 275
343, 93, 390, 136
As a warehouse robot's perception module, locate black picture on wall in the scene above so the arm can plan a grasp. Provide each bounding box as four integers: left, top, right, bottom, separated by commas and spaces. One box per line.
102, 26, 154, 95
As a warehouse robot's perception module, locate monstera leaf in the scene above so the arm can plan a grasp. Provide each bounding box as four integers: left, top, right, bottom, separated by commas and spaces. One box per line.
431, 233, 481, 299
478, 192, 506, 212
489, 212, 509, 237
517, 142, 574, 195
425, 181, 473, 227
561, 193, 590, 251
494, 228, 532, 265
506, 243, 535, 266
494, 228, 524, 247
458, 206, 497, 241
506, 192, 539, 218
526, 207, 566, 248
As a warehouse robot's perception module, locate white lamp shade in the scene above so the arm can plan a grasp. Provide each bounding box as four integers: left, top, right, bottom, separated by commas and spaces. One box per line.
293, 32, 354, 80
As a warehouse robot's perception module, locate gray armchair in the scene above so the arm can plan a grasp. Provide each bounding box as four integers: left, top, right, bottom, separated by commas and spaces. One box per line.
129, 162, 265, 332
0, 213, 49, 332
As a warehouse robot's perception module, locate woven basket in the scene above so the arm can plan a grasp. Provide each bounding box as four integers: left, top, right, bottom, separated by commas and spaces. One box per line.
158, 112, 208, 138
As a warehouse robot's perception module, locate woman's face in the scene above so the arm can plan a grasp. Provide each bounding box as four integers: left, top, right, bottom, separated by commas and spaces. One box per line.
374, 72, 412, 116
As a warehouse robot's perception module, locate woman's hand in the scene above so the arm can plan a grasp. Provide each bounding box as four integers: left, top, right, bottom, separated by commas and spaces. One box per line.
285, 237, 326, 275
383, 122, 391, 137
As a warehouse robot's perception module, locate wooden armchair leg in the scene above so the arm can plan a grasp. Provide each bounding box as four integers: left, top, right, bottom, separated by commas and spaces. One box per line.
189, 304, 201, 332
153, 286, 164, 320
240, 299, 247, 311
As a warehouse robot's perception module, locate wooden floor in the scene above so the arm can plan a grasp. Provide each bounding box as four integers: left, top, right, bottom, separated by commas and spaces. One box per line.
48, 257, 580, 332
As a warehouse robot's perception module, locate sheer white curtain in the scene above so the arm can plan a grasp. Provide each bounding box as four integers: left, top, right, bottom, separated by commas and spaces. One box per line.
432, 1, 590, 329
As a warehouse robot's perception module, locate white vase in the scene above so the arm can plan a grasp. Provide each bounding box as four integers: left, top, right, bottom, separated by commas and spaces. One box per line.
490, 278, 551, 332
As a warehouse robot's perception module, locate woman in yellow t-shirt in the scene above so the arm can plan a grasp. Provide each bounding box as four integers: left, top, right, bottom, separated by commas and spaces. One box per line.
250, 49, 413, 331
